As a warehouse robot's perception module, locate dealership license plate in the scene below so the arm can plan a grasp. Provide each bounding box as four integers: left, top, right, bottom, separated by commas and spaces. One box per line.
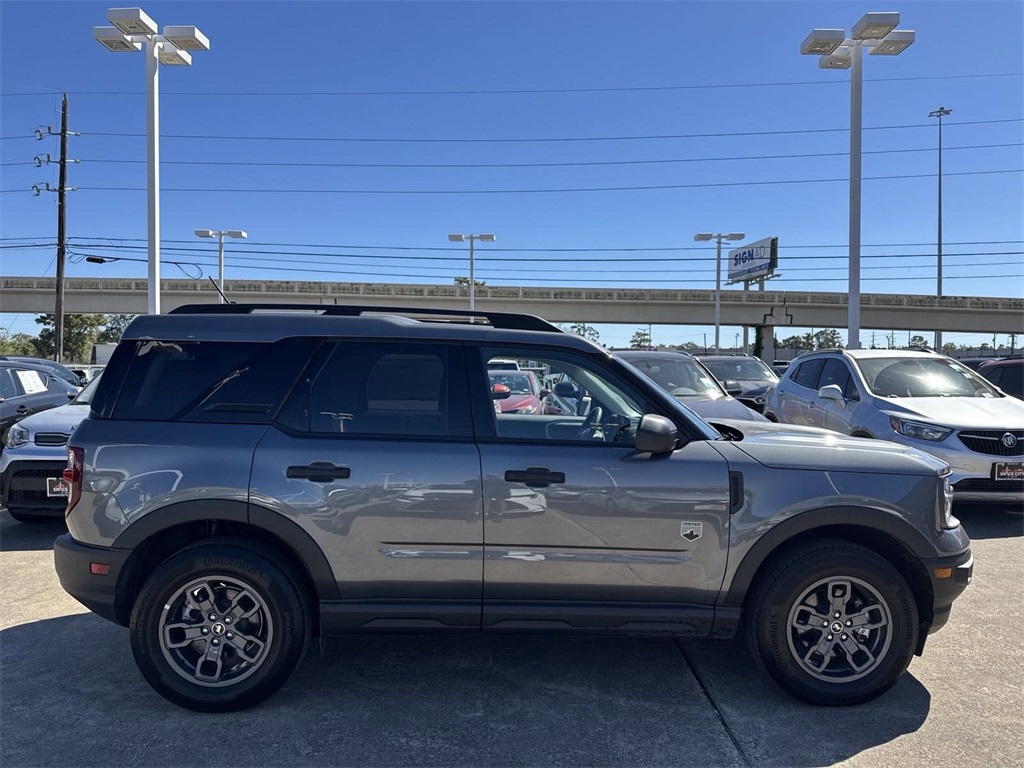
46, 477, 69, 498
993, 462, 1024, 481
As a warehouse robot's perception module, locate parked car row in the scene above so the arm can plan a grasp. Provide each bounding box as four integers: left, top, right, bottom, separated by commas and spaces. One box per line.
0, 359, 83, 447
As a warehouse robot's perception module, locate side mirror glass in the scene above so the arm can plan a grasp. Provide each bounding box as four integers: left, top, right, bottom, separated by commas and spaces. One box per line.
635, 414, 679, 454
818, 384, 844, 403
539, 388, 551, 399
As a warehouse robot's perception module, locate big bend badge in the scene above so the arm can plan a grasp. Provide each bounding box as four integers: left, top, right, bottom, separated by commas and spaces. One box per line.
680, 521, 703, 542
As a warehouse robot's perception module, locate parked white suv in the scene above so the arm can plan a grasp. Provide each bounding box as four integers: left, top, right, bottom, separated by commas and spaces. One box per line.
763, 349, 1024, 503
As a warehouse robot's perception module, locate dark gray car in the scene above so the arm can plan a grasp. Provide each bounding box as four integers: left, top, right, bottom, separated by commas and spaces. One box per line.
0, 360, 82, 446
54, 304, 971, 712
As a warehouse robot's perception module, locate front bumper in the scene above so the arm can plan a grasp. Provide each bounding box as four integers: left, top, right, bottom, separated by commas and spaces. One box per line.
53, 533, 131, 626
922, 547, 973, 636
884, 435, 1023, 503
0, 459, 67, 515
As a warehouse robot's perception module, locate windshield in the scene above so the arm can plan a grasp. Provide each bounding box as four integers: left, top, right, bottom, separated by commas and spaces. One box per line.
855, 357, 1001, 398
701, 359, 778, 383
487, 371, 537, 395
72, 373, 102, 404
616, 355, 724, 401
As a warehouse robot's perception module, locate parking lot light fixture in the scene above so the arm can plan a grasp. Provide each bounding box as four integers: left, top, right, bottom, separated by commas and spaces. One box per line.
695, 232, 745, 355
195, 229, 247, 303
801, 10, 915, 350
93, 7, 210, 315
448, 233, 496, 312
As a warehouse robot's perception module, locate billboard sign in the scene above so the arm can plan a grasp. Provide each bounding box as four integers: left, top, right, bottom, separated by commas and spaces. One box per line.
728, 237, 778, 283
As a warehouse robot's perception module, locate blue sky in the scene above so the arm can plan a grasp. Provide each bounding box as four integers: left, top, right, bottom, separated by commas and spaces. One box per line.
1, 0, 1022, 351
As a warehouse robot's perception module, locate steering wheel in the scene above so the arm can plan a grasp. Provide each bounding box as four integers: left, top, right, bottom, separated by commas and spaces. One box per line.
577, 405, 605, 440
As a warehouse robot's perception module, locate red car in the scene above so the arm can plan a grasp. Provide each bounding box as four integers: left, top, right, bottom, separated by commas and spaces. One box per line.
488, 370, 548, 414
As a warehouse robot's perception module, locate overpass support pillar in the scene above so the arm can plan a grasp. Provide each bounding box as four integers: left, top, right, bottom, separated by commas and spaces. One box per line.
754, 325, 776, 364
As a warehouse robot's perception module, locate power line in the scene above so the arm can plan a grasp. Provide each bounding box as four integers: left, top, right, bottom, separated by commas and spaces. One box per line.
2, 71, 1020, 97
59, 142, 1024, 169
41, 168, 1019, 196
76, 118, 1023, 144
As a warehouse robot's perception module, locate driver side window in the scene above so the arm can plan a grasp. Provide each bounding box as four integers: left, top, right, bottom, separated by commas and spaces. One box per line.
478, 347, 648, 446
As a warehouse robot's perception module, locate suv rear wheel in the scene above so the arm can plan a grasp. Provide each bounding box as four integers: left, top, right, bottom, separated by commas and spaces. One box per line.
129, 538, 312, 712
746, 540, 918, 706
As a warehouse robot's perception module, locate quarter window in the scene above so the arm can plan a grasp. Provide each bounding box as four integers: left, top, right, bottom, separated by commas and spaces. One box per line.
0, 369, 19, 399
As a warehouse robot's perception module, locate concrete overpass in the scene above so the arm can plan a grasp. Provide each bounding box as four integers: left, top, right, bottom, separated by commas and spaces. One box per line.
1, 277, 1022, 334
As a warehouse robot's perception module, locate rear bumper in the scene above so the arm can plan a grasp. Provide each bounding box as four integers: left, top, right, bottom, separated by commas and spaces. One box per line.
0, 459, 67, 515
922, 548, 973, 635
53, 533, 131, 626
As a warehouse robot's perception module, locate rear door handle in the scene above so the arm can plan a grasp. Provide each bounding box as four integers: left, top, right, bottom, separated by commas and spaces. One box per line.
504, 467, 565, 488
287, 462, 352, 482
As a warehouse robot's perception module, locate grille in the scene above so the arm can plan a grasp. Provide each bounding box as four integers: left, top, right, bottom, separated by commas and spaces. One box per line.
12, 468, 63, 479
34, 432, 69, 446
953, 478, 1024, 493
10, 489, 52, 503
957, 430, 1024, 457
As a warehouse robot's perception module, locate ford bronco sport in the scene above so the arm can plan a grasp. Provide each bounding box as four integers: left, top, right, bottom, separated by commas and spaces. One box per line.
54, 304, 972, 711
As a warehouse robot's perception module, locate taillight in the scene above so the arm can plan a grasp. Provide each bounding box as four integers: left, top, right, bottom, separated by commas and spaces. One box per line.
64, 446, 83, 514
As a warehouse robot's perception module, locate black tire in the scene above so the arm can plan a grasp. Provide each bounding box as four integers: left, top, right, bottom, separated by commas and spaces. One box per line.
745, 539, 918, 706
764, 412, 779, 423
6, 509, 61, 524
130, 537, 312, 712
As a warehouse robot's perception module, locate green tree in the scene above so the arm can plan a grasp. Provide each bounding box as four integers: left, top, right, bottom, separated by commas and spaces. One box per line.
96, 314, 138, 344
567, 322, 600, 344
812, 329, 844, 349
0, 332, 39, 356
675, 341, 700, 352
630, 328, 652, 349
941, 342, 958, 355
779, 334, 813, 351
33, 313, 107, 363
907, 334, 928, 349
453, 276, 486, 288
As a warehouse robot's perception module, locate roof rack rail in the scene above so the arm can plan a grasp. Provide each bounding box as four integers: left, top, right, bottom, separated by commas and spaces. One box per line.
168, 303, 563, 334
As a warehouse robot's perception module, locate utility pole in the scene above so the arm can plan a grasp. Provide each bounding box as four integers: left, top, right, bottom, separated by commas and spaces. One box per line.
35, 94, 78, 363
929, 106, 952, 352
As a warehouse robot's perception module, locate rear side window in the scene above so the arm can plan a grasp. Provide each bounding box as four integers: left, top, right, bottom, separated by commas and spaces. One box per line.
110, 338, 319, 423
278, 341, 470, 438
995, 365, 1022, 396
793, 359, 824, 389
0, 369, 19, 399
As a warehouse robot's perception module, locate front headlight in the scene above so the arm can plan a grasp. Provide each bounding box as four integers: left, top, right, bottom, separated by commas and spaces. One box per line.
889, 416, 953, 442
5, 425, 29, 449
515, 405, 538, 415
939, 474, 959, 529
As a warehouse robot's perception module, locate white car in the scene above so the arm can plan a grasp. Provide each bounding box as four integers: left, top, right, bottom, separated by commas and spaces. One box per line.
763, 349, 1024, 503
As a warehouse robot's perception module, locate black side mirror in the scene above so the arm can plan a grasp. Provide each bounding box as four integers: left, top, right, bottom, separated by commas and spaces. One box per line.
723, 380, 743, 396
635, 414, 679, 454
553, 381, 579, 398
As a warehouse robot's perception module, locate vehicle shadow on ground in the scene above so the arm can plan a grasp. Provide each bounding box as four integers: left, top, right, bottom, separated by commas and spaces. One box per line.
957, 504, 1023, 540
0, 512, 65, 552
679, 636, 931, 767
2, 615, 929, 768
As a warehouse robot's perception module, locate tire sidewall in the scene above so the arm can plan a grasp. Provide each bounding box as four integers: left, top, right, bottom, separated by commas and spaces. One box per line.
130, 544, 308, 712
755, 550, 918, 705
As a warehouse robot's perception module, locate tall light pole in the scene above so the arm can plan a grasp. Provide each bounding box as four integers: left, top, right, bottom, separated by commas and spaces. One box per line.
195, 229, 247, 303
94, 9, 210, 315
930, 106, 952, 352
801, 13, 915, 350
695, 232, 745, 354
448, 233, 495, 312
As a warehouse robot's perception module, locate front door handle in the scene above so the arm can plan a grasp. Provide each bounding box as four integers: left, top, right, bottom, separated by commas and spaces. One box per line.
15, 406, 29, 414
504, 467, 565, 488
287, 462, 352, 482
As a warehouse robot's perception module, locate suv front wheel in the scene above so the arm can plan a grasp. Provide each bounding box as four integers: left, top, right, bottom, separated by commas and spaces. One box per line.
746, 540, 918, 706
129, 538, 312, 712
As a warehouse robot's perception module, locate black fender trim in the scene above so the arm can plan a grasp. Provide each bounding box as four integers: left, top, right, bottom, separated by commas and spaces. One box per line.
111, 499, 340, 601
721, 505, 942, 609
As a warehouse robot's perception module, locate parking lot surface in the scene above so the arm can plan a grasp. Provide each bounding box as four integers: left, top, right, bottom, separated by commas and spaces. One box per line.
1, 506, 1021, 767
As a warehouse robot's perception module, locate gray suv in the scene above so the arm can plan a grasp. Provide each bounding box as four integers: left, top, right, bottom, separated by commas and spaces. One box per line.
54, 305, 972, 712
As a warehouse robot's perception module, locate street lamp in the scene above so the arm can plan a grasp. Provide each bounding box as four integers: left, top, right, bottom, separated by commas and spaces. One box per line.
195, 229, 247, 303
801, 12, 915, 350
695, 231, 745, 354
94, 8, 210, 315
930, 106, 952, 352
447, 233, 495, 312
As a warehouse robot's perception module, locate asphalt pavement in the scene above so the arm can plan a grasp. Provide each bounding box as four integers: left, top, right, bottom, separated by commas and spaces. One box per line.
1, 505, 1021, 768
